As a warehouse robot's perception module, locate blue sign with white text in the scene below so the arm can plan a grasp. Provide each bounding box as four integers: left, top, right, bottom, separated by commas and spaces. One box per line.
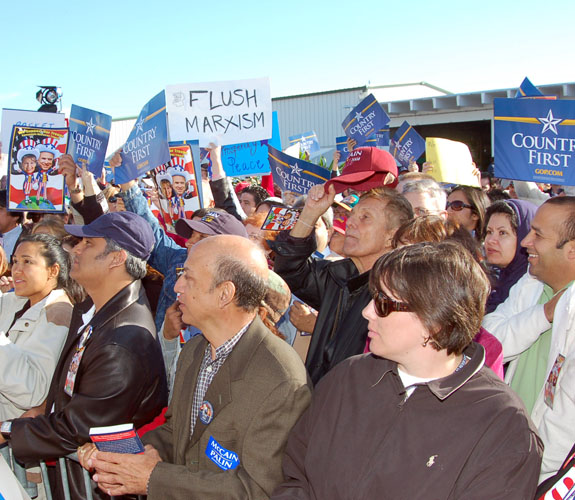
221, 111, 281, 177
494, 98, 575, 185
288, 130, 320, 154
68, 105, 112, 177
336, 136, 350, 163
516, 77, 544, 98
390, 121, 425, 168
376, 127, 390, 147
268, 145, 330, 194
205, 436, 239, 471
342, 94, 390, 147
116, 91, 170, 184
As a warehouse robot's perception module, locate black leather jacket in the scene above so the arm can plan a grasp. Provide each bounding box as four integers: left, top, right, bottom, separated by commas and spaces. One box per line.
11, 279, 168, 499
273, 232, 371, 385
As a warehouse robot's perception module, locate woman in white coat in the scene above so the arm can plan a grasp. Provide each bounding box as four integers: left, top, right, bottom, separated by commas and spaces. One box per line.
0, 233, 81, 420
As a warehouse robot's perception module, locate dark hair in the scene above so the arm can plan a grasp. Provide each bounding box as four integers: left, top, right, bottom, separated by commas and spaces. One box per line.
487, 188, 511, 202
449, 185, 490, 238
360, 188, 414, 231
0, 190, 24, 224
483, 201, 518, 240
543, 196, 575, 249
15, 233, 85, 303
370, 241, 490, 355
98, 238, 147, 280
192, 207, 226, 219
239, 185, 269, 206
210, 255, 267, 312
32, 217, 68, 240
392, 215, 447, 248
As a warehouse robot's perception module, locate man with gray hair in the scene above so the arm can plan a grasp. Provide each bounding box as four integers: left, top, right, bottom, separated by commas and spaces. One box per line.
0, 212, 168, 500
82, 235, 311, 499
401, 178, 448, 219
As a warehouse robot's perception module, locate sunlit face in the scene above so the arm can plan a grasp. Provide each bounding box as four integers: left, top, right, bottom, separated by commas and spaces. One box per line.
21, 155, 36, 174
239, 192, 257, 216
362, 284, 428, 366
343, 198, 394, 261
446, 190, 478, 232
161, 180, 173, 199
172, 175, 187, 196
403, 191, 447, 219
12, 242, 59, 306
484, 213, 517, 268
38, 151, 54, 171
69, 237, 113, 287
521, 203, 571, 292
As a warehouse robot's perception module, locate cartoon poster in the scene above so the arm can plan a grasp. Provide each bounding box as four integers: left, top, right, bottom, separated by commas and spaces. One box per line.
151, 144, 200, 231
68, 105, 112, 176
7, 126, 67, 212
262, 206, 301, 231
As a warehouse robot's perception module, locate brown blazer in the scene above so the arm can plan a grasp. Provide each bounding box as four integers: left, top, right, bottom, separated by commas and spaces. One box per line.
144, 317, 312, 500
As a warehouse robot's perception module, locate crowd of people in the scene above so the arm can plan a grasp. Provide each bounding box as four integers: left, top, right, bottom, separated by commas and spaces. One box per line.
0, 139, 573, 499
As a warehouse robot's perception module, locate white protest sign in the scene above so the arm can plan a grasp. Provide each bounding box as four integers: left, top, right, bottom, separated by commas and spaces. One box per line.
166, 77, 272, 146
1, 109, 66, 154
0, 455, 32, 500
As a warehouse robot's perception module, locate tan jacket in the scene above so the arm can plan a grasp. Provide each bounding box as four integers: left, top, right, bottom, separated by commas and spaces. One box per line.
0, 289, 72, 420
144, 317, 312, 500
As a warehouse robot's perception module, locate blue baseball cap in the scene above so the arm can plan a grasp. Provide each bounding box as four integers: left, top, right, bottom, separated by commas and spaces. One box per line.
65, 212, 155, 260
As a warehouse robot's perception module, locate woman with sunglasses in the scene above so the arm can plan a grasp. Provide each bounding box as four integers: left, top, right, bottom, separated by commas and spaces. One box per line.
0, 233, 80, 420
483, 199, 537, 313
446, 185, 490, 239
271, 242, 543, 499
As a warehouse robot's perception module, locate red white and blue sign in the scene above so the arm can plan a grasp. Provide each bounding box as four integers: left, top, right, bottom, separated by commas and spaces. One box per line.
268, 145, 330, 194
342, 94, 390, 147
494, 98, 575, 185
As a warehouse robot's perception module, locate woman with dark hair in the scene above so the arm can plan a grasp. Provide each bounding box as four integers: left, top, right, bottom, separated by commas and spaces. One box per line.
0, 233, 80, 420
446, 185, 490, 239
271, 242, 543, 500
483, 199, 537, 313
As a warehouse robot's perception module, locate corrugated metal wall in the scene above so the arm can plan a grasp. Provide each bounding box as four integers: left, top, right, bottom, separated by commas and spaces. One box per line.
272, 88, 364, 151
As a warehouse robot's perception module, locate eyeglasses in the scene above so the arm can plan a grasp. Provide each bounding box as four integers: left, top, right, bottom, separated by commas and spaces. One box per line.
371, 290, 411, 317
446, 200, 473, 211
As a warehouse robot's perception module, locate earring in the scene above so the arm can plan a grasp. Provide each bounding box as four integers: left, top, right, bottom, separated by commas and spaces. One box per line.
422, 337, 430, 347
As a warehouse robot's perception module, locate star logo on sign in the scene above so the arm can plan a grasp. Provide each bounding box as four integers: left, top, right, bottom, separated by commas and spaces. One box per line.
539, 109, 562, 135
135, 118, 145, 134
291, 163, 302, 176
85, 117, 96, 134
355, 112, 363, 122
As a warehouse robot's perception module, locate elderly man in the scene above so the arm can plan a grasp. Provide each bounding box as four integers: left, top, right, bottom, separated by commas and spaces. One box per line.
0, 212, 168, 499
401, 178, 448, 219
82, 235, 311, 499
483, 196, 575, 482
274, 182, 413, 384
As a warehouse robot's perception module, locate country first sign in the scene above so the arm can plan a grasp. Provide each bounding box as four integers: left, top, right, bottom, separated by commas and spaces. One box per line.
166, 77, 272, 146
494, 98, 575, 185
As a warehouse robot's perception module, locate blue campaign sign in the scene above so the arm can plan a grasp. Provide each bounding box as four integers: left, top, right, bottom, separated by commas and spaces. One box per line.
516, 77, 543, 98
288, 130, 320, 154
268, 145, 330, 194
221, 111, 281, 177
336, 136, 350, 163
342, 94, 390, 147
390, 121, 425, 168
116, 91, 170, 184
493, 98, 575, 185
69, 105, 112, 176
376, 127, 390, 147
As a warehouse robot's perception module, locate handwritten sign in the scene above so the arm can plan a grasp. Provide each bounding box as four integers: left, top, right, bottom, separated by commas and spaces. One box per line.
116, 91, 170, 184
69, 105, 112, 176
268, 145, 330, 195
390, 121, 425, 168
426, 138, 479, 187
494, 98, 575, 185
342, 94, 390, 147
166, 77, 272, 146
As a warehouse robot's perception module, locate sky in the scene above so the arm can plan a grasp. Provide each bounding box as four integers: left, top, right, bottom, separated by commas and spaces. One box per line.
1, 0, 574, 119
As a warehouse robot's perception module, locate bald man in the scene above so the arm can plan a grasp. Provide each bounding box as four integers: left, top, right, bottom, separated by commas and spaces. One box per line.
82, 236, 311, 500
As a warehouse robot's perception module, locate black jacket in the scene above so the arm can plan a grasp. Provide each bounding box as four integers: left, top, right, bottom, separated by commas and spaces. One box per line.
273, 231, 371, 385
11, 279, 168, 499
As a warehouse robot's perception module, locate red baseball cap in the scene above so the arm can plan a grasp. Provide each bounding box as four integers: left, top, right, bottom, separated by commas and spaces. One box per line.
325, 147, 398, 194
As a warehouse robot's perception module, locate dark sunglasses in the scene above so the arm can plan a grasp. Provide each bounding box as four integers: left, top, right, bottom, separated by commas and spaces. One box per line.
446, 200, 473, 211
371, 290, 411, 317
